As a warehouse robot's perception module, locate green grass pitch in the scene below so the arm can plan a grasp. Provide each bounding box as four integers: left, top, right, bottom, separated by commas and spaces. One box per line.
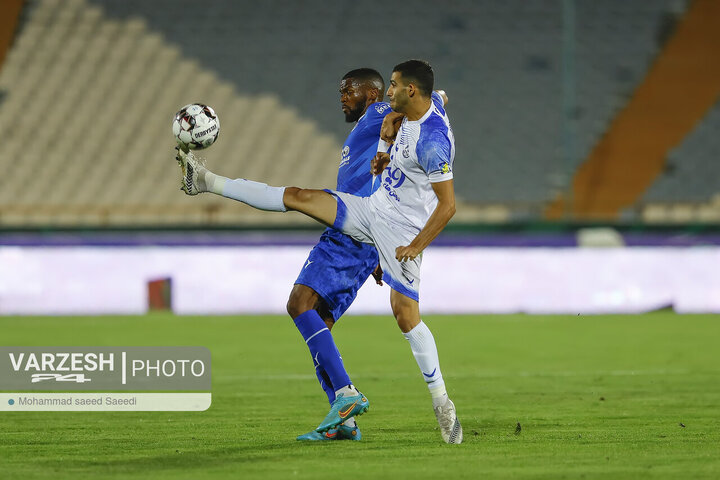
1, 313, 719, 479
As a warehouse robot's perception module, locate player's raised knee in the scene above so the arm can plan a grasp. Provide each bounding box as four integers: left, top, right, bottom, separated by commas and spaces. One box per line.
283, 187, 313, 207
283, 187, 316, 210
287, 285, 316, 318
282, 188, 337, 227
282, 187, 301, 208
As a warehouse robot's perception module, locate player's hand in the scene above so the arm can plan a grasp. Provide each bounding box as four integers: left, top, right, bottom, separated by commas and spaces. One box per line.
435, 89, 449, 106
371, 264, 383, 285
381, 112, 405, 144
371, 152, 390, 176
395, 245, 421, 262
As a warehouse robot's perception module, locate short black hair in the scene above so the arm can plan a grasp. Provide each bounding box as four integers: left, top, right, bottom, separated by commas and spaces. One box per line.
392, 59, 434, 97
342, 68, 385, 93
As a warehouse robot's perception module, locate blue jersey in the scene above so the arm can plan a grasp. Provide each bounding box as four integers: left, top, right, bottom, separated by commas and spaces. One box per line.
337, 102, 392, 196
295, 101, 389, 320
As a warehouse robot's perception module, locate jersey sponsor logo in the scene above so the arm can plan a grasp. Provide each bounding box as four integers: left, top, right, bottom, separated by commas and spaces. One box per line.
384, 185, 400, 202
440, 162, 450, 174
303, 259, 314, 269
375, 104, 390, 114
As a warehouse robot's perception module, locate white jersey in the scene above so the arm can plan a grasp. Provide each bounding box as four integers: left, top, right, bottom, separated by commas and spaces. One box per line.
369, 91, 455, 233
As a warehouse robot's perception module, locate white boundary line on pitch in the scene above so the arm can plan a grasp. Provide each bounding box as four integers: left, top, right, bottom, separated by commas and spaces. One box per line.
220, 369, 692, 381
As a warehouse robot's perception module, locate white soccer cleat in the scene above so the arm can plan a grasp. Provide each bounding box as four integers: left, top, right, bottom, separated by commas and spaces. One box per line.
175, 147, 205, 195
434, 398, 463, 444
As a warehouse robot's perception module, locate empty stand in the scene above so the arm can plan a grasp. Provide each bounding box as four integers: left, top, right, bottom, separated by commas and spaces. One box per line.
0, 0, 710, 226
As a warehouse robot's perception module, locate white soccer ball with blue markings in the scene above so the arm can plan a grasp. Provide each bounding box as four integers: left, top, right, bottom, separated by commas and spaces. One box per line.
172, 103, 220, 150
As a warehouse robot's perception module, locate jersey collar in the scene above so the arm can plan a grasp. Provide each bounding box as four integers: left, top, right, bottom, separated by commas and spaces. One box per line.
405, 101, 435, 125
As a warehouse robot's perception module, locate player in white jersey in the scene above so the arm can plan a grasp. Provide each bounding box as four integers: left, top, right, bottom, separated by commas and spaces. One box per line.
332, 84, 455, 301
176, 60, 462, 444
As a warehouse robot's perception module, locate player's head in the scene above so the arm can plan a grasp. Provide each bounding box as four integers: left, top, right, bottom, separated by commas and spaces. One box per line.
340, 68, 385, 123
387, 60, 434, 113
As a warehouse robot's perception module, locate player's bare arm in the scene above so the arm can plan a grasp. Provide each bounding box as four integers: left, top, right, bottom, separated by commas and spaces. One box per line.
395, 179, 456, 262
371, 264, 383, 285
380, 112, 405, 144
435, 89, 449, 106
370, 152, 391, 175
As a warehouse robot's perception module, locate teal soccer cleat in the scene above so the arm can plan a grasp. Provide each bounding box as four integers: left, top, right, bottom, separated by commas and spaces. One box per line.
337, 423, 362, 440
296, 423, 362, 441
315, 392, 369, 433
297, 427, 340, 441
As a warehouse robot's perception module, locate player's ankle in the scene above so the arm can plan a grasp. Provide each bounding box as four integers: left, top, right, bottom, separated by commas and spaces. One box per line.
203, 169, 225, 194
335, 384, 359, 398
430, 383, 448, 409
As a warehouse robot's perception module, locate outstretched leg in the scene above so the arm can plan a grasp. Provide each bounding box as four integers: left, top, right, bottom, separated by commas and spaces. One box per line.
177, 149, 337, 226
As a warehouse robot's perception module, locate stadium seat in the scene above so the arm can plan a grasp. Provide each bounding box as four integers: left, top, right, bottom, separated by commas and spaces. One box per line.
0, 0, 706, 226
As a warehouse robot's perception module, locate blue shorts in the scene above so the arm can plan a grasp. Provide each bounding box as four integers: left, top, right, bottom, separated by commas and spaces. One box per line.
294, 228, 379, 321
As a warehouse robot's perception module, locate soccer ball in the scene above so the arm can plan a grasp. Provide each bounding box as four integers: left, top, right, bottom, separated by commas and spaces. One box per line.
172, 103, 220, 150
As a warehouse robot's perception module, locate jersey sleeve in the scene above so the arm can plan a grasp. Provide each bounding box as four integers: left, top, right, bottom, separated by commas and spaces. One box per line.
362, 102, 392, 135
431, 91, 444, 109
416, 130, 453, 183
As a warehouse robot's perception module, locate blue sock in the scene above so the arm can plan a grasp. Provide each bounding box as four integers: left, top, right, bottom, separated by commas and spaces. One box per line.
294, 310, 351, 396
314, 362, 336, 404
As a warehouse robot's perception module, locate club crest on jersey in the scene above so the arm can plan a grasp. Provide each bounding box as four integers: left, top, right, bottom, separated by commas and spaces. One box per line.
340, 145, 350, 167
402, 145, 410, 158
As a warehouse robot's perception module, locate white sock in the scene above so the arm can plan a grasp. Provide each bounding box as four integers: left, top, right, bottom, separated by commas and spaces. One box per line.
335, 384, 358, 398
403, 320, 448, 408
203, 170, 287, 212
343, 417, 356, 428
429, 383, 449, 409
203, 170, 226, 194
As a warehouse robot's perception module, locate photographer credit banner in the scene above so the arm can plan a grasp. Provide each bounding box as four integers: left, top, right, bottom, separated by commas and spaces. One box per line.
0, 347, 211, 411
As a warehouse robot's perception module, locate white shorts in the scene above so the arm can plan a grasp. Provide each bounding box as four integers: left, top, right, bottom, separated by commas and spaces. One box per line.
327, 190, 421, 301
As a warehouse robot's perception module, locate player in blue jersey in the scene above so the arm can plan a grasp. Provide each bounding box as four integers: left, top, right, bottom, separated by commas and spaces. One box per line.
176, 60, 462, 443
288, 68, 390, 441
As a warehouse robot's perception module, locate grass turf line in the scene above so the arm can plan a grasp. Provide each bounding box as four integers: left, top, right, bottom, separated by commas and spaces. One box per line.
0, 313, 719, 479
